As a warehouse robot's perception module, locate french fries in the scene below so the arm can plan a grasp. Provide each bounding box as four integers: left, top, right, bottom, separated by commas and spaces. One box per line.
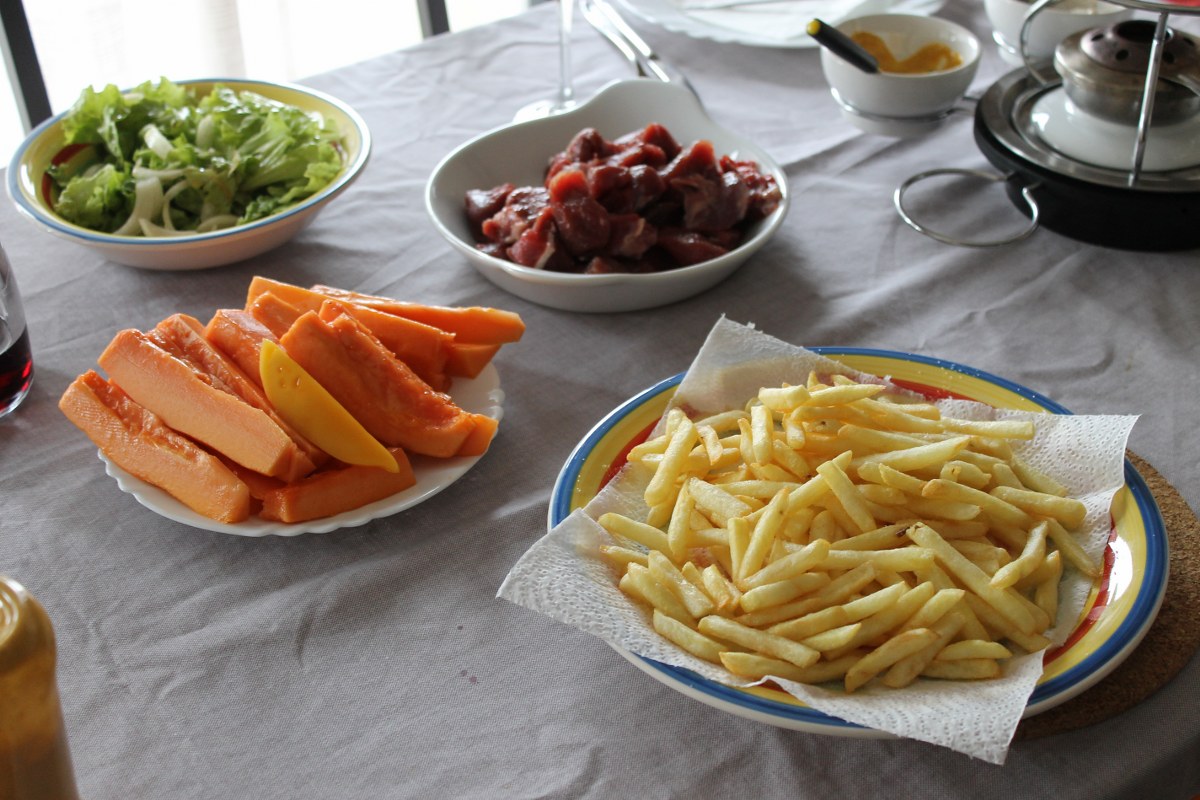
604, 372, 1102, 694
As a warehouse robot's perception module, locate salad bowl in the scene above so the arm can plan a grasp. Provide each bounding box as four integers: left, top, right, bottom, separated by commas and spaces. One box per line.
425, 79, 789, 313
6, 78, 370, 271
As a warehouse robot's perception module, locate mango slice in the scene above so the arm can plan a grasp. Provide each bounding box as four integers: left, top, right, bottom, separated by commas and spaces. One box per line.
259, 339, 399, 473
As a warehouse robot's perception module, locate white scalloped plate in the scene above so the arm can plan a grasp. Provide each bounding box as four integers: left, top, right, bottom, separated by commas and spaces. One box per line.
610, 0, 946, 49
99, 365, 504, 536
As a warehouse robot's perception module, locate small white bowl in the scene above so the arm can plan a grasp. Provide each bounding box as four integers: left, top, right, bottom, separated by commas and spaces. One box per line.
984, 0, 1131, 65
6, 78, 370, 271
820, 14, 981, 138
424, 79, 789, 314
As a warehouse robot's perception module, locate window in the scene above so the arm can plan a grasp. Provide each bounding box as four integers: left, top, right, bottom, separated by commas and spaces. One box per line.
0, 0, 532, 163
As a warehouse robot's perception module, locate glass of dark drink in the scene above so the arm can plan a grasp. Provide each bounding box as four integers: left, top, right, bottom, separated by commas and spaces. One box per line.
0, 246, 33, 418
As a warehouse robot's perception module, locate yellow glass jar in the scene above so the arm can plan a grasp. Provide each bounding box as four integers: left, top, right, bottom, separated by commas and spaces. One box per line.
0, 576, 80, 800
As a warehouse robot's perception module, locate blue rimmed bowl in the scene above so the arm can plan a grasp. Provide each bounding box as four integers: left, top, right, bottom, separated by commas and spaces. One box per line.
7, 78, 370, 271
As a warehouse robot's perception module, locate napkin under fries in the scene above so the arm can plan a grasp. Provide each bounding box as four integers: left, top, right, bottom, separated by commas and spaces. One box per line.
499, 317, 1137, 763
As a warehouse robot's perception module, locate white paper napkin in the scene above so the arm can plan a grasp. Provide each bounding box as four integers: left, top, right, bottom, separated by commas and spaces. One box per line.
499, 317, 1137, 763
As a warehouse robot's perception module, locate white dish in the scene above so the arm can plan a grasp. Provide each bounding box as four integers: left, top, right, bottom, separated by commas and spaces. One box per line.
984, 0, 1131, 65
1031, 87, 1200, 172
610, 0, 946, 49
98, 365, 504, 536
425, 79, 789, 313
7, 78, 370, 271
820, 14, 981, 138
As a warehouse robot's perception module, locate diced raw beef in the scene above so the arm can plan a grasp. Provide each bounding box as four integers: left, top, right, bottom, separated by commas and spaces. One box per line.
464, 123, 780, 275
464, 183, 514, 238
657, 228, 731, 266
480, 186, 550, 246
673, 169, 750, 233
614, 123, 681, 162
606, 214, 657, 259
506, 208, 566, 270
549, 168, 611, 257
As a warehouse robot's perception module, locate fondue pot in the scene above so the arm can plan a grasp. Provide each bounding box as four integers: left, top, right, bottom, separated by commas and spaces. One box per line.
897, 0, 1200, 251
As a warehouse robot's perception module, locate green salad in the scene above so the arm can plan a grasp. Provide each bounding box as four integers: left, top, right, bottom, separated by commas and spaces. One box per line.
48, 77, 345, 236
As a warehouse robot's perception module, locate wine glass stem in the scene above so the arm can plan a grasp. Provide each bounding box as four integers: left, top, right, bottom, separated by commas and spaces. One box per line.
557, 0, 575, 110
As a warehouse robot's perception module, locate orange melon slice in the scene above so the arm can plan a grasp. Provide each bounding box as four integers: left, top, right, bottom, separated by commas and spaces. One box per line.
310, 283, 526, 345
58, 371, 251, 523
98, 327, 316, 482
247, 291, 305, 338
279, 311, 479, 457
317, 299, 452, 391
203, 309, 278, 388
151, 314, 326, 472
259, 448, 416, 523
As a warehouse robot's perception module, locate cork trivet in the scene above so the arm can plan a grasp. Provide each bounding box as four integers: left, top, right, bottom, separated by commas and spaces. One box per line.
1015, 452, 1200, 740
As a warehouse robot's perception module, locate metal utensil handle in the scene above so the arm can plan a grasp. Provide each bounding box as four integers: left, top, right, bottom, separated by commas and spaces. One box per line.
893, 168, 1041, 248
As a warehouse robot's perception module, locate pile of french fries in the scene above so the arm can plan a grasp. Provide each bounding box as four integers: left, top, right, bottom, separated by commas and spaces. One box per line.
599, 372, 1100, 694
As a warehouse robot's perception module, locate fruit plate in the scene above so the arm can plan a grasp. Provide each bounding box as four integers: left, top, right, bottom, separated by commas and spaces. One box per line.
99, 365, 504, 537
547, 348, 1168, 734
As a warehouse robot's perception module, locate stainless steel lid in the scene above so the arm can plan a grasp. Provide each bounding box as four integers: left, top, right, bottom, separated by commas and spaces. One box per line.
1054, 20, 1200, 124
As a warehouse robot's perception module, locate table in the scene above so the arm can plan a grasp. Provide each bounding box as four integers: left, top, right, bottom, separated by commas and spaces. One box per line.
3, 3, 1198, 797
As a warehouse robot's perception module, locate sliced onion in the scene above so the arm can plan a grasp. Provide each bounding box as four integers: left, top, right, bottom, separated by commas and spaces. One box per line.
137, 219, 194, 237
113, 176, 164, 236
141, 124, 172, 160
195, 114, 214, 150
160, 179, 193, 232
132, 165, 186, 182
196, 215, 238, 233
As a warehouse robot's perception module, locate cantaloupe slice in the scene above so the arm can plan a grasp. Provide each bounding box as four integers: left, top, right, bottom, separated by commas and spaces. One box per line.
58, 371, 251, 523
445, 342, 502, 379
317, 299, 452, 391
246, 276, 332, 317
310, 284, 526, 345
151, 314, 326, 471
203, 309, 278, 387
279, 311, 479, 457
259, 339, 398, 473
247, 291, 305, 338
456, 413, 499, 457
259, 448, 416, 523
98, 327, 316, 482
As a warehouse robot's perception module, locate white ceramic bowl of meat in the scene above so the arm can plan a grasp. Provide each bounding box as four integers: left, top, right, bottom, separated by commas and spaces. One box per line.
424, 79, 789, 313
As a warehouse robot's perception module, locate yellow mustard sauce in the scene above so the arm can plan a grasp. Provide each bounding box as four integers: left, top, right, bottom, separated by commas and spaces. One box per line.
851, 31, 963, 74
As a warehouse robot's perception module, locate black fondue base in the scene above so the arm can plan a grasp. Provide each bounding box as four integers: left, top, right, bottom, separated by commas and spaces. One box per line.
974, 114, 1200, 252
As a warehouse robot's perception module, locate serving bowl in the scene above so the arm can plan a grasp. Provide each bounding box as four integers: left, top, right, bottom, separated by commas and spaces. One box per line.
6, 78, 370, 271
984, 0, 1131, 66
424, 79, 789, 313
820, 14, 981, 138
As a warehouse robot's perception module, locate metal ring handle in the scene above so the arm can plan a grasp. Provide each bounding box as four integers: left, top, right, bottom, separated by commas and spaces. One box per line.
1019, 0, 1064, 86
893, 167, 1041, 248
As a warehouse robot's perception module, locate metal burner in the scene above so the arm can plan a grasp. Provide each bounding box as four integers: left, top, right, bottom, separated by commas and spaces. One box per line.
976, 67, 1200, 189
1057, 20, 1200, 124
971, 67, 1200, 250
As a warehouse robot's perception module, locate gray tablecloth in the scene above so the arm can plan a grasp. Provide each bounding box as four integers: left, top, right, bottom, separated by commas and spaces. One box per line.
2, 2, 1198, 797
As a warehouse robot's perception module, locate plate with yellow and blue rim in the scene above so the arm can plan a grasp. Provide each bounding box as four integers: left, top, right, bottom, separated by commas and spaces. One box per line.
547, 347, 1168, 735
